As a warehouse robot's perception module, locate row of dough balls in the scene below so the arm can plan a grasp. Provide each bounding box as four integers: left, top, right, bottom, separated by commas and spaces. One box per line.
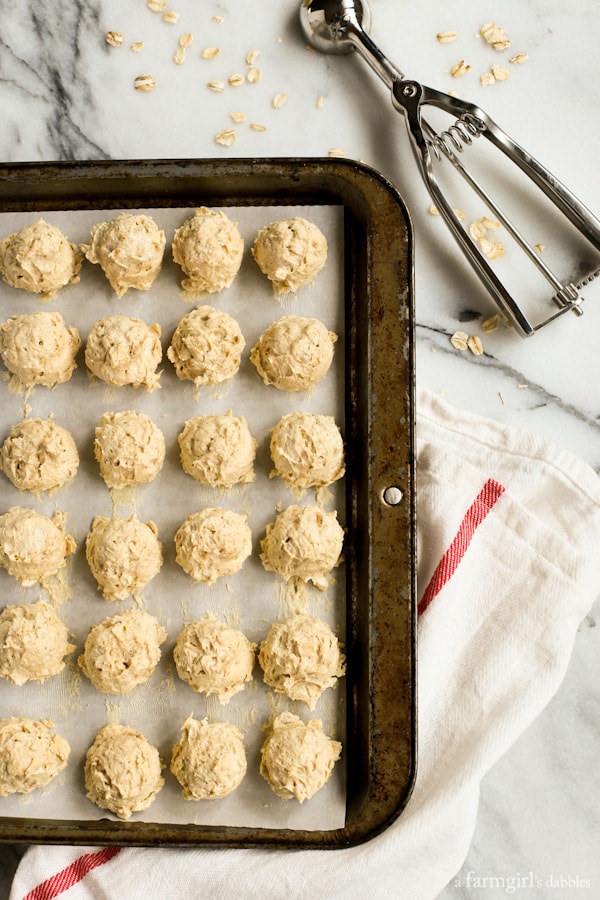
0, 211, 328, 300
0, 410, 345, 494
0, 309, 337, 392
0, 606, 345, 710
0, 712, 342, 814
0, 504, 344, 595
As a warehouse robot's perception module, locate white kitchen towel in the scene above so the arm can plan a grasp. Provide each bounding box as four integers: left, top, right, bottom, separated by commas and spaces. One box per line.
10, 387, 600, 900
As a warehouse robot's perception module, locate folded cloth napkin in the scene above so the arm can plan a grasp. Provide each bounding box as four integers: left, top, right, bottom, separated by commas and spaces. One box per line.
10, 387, 600, 900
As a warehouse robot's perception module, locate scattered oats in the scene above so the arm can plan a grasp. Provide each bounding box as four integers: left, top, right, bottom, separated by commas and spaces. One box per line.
215, 128, 237, 147
212, 15, 224, 24
498, 391, 505, 405
453, 208, 466, 220
134, 74, 157, 92
535, 243, 544, 254
437, 31, 457, 43
482, 216, 501, 230
480, 72, 495, 87
163, 10, 180, 24
202, 46, 220, 59
207, 80, 225, 92
130, 41, 145, 52
147, 0, 167, 11
509, 52, 528, 65
467, 335, 484, 356
450, 60, 471, 78
174, 46, 186, 65
517, 383, 528, 388
482, 313, 502, 333
230, 111, 247, 123
250, 123, 268, 132
246, 67, 262, 84
493, 36, 511, 52
479, 237, 493, 255
469, 221, 487, 241
328, 148, 345, 158
317, 95, 324, 109
490, 64, 509, 81
480, 22, 510, 51
179, 33, 193, 48
228, 73, 245, 87
450, 330, 469, 351
246, 49, 260, 66
430, 345, 437, 353
447, 90, 459, 97
486, 240, 506, 260
429, 204, 440, 216
105, 31, 124, 48
272, 93, 287, 108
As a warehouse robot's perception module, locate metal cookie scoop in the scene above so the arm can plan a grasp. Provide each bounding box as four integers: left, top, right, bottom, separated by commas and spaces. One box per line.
300, 0, 600, 335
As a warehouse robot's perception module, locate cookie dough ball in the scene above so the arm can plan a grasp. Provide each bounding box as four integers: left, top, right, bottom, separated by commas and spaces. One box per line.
0, 718, 70, 797
260, 504, 343, 590
252, 217, 327, 296
0, 602, 75, 686
1, 418, 79, 495
167, 306, 245, 387
0, 312, 81, 388
170, 716, 247, 800
270, 413, 345, 491
0, 218, 82, 299
85, 315, 162, 392
85, 516, 162, 602
178, 412, 257, 488
82, 213, 166, 297
84, 723, 164, 819
259, 712, 341, 803
173, 615, 255, 702
259, 614, 345, 710
79, 610, 167, 695
250, 316, 336, 391
172, 207, 244, 295
94, 410, 165, 489
0, 507, 75, 587
174, 508, 251, 584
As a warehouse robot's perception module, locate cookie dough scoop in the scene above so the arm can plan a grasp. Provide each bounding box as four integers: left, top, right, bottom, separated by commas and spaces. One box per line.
82, 213, 165, 297
0, 218, 82, 299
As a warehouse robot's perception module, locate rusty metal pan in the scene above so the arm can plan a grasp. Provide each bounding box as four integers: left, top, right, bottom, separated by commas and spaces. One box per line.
0, 157, 415, 849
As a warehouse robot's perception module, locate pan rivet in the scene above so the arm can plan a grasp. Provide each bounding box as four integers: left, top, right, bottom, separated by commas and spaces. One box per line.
382, 486, 403, 506
402, 84, 417, 98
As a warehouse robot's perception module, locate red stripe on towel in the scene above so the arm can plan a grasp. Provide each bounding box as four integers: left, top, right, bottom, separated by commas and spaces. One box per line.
418, 478, 506, 616
23, 847, 121, 900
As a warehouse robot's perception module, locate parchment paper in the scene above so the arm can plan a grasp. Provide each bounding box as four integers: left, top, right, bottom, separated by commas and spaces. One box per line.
0, 203, 346, 831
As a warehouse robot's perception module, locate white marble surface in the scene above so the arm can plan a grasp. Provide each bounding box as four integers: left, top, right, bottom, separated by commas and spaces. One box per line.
0, 0, 598, 895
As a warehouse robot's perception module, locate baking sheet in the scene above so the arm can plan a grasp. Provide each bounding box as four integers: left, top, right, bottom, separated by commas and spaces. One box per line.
0, 203, 347, 831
